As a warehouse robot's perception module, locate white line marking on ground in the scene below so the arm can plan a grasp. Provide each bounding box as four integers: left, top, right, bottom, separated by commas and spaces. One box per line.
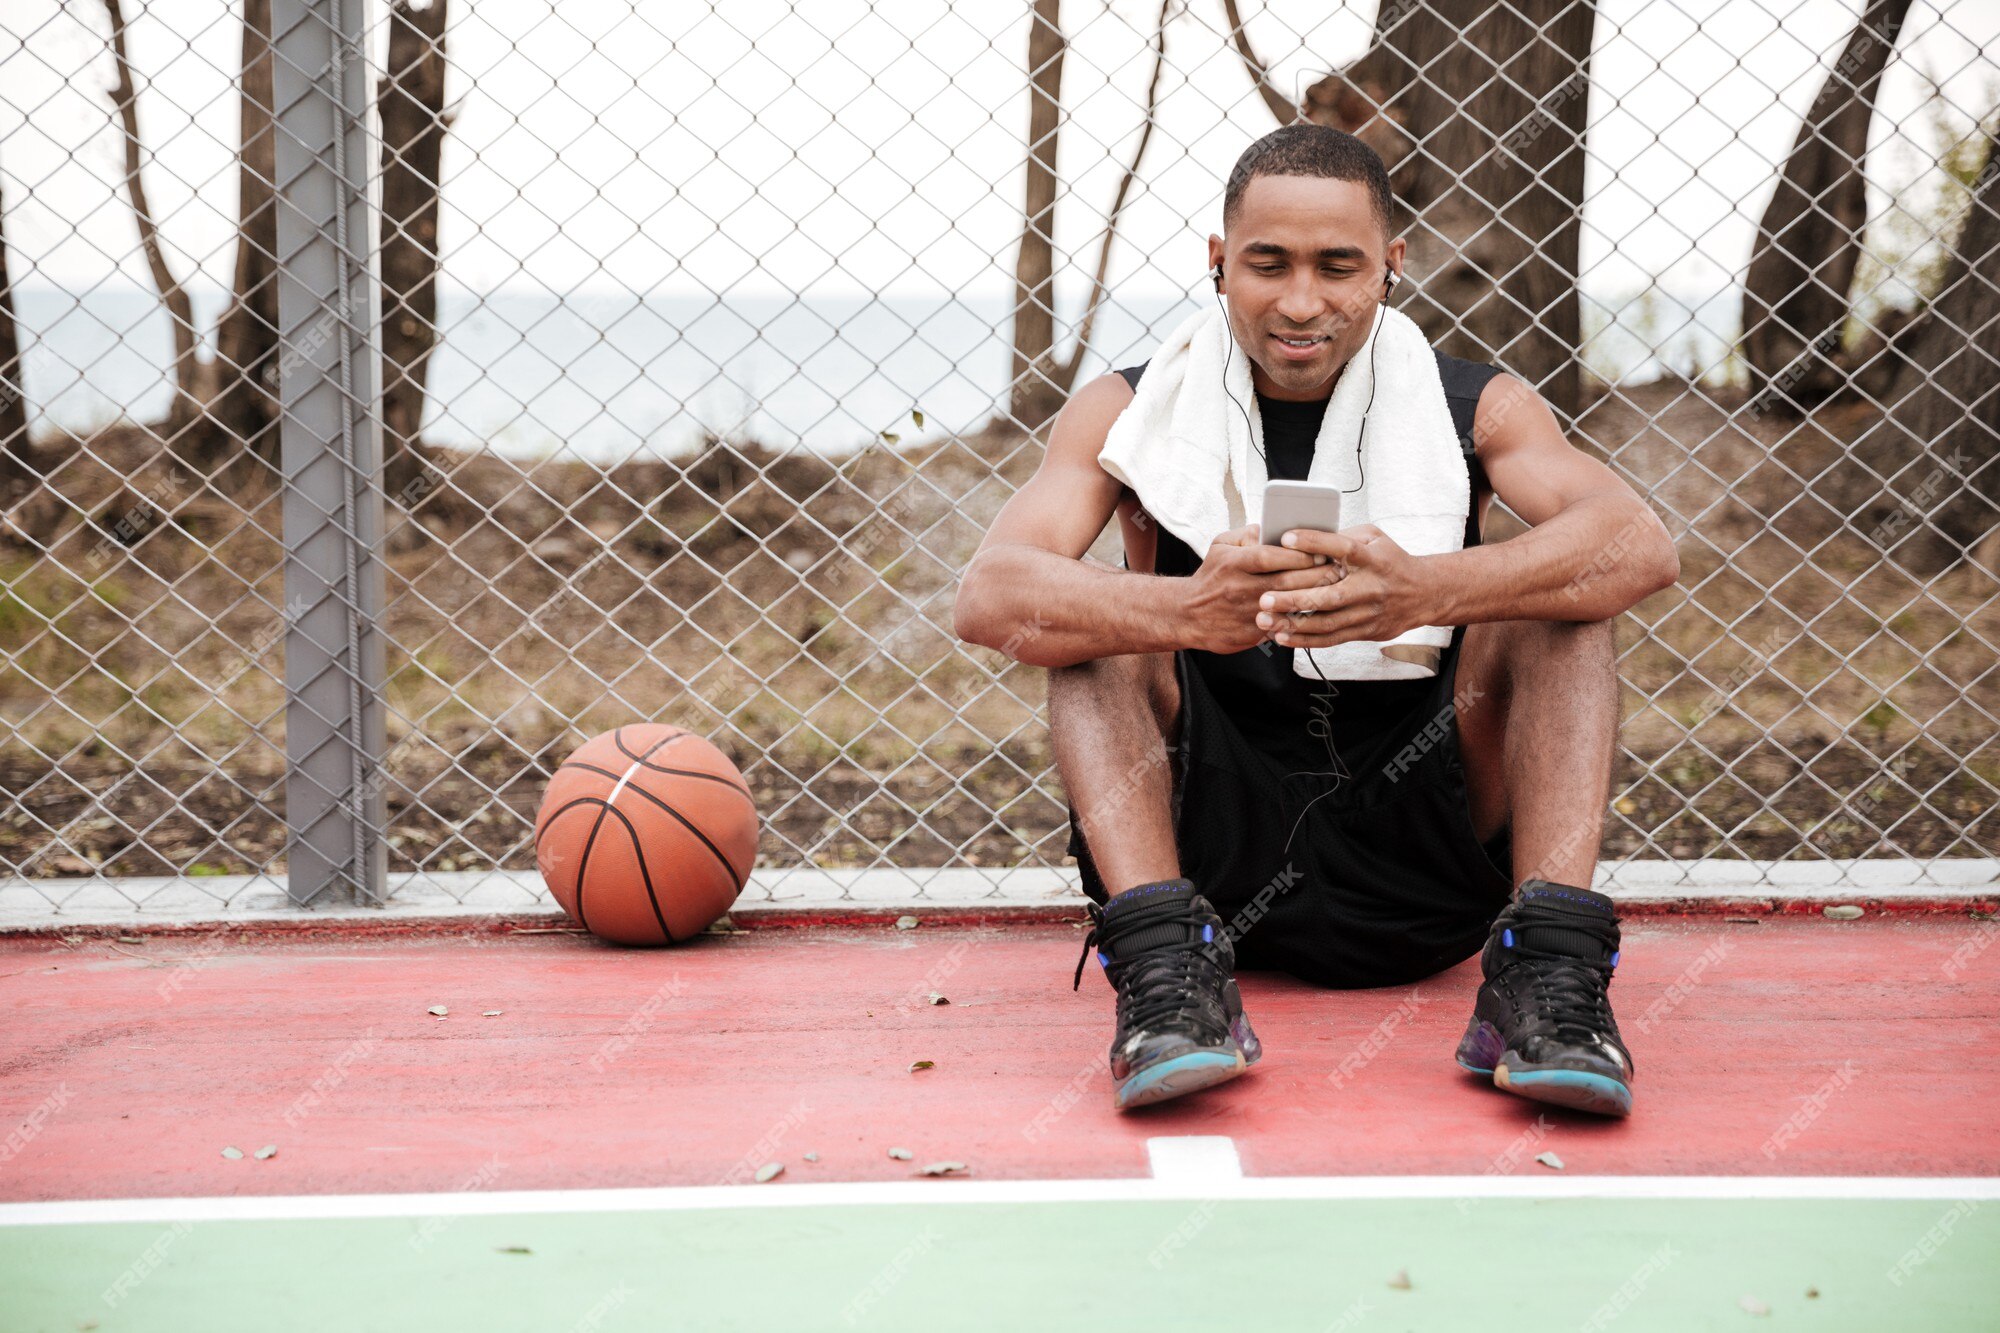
5, 1177, 1997, 1227
1146, 1136, 1243, 1183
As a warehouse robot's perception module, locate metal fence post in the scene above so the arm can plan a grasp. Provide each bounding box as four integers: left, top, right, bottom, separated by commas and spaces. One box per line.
270, 0, 387, 905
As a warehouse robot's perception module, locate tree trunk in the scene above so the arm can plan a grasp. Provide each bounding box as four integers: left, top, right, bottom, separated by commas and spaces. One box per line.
1857, 127, 2000, 574
1303, 1, 1596, 418
1007, 0, 1067, 430
1739, 0, 1912, 416
102, 0, 200, 435
193, 0, 281, 487
0, 171, 28, 496
1054, 0, 1170, 393
377, 0, 451, 509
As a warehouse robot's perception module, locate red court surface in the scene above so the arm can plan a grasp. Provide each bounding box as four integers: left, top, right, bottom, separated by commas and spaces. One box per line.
4, 910, 1995, 1202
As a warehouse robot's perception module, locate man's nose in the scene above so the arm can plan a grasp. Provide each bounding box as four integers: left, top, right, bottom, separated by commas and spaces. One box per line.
1273, 275, 1324, 327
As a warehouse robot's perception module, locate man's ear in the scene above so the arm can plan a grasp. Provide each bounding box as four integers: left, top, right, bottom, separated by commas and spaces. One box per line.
1206, 234, 1225, 289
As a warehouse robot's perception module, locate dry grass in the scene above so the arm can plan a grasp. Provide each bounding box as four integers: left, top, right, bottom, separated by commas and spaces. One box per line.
2, 375, 1994, 889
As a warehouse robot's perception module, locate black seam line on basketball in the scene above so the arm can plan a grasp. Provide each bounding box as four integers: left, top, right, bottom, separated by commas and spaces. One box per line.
611, 729, 693, 771
556, 795, 617, 936
565, 760, 754, 804
598, 776, 748, 894
602, 800, 676, 946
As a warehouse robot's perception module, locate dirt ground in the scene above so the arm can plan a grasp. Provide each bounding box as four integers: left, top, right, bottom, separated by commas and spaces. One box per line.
2, 374, 1994, 889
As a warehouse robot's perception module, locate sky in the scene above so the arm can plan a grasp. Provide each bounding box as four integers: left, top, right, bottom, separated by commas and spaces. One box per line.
4, 0, 1998, 311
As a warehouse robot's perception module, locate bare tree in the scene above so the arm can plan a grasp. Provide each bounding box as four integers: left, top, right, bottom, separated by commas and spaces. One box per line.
101, 0, 200, 435
377, 0, 452, 507
1, 169, 30, 502
1862, 125, 2000, 572
1740, 0, 1913, 415
1007, 0, 1068, 428
1299, 1, 1598, 417
193, 0, 282, 483
1007, 0, 1172, 429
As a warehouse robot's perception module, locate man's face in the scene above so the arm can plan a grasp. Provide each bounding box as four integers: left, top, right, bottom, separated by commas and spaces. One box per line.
1207, 174, 1405, 402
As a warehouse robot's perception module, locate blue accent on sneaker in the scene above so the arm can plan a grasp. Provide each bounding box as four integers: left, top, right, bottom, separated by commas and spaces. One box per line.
1610, 949, 1620, 967
1502, 928, 1514, 948
1105, 880, 1195, 913
1202, 923, 1213, 943
1518, 883, 1614, 912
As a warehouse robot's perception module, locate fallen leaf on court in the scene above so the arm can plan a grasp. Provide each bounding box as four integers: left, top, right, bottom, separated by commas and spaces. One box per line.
926, 993, 949, 1005
1535, 1151, 1565, 1171
755, 1162, 784, 1183
888, 1147, 913, 1160
1822, 905, 1864, 920
1804, 1287, 1819, 1299
1387, 1269, 1412, 1290
427, 1005, 448, 1017
115, 936, 145, 945
908, 1060, 935, 1072
915, 1161, 967, 1176
254, 1145, 277, 1160
220, 1146, 243, 1159
803, 1152, 819, 1163
895, 915, 919, 930
1724, 917, 1763, 925
482, 1010, 503, 1017
1739, 1295, 1770, 1316
495, 1246, 532, 1255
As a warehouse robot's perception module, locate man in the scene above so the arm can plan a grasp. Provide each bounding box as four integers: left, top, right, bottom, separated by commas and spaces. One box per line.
953, 126, 1678, 1117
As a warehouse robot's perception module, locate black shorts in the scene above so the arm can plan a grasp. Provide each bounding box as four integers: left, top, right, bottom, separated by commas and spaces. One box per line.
1064, 624, 1514, 989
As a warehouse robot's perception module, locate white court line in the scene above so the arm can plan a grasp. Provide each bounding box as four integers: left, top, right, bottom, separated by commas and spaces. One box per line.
4, 1177, 1997, 1227
1146, 1136, 1243, 1183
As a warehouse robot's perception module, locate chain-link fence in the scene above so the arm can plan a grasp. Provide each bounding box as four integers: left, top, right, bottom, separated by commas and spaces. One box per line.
2, 0, 1995, 916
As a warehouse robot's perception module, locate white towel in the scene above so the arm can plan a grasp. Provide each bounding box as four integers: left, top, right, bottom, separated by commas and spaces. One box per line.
1098, 301, 1468, 681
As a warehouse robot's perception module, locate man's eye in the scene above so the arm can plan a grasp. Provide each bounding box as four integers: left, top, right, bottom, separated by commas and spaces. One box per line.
1253, 266, 1283, 275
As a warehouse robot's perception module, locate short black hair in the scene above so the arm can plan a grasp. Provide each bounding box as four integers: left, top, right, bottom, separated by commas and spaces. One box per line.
1222, 125, 1395, 241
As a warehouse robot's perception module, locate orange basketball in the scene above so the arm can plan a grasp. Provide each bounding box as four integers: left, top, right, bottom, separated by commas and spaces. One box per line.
534, 724, 758, 945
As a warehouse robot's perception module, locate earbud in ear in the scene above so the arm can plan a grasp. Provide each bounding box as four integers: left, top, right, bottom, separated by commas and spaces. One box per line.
1210, 263, 1224, 288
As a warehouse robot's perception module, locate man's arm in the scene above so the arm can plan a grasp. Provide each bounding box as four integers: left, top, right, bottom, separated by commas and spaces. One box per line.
1256, 373, 1679, 646
953, 372, 1327, 667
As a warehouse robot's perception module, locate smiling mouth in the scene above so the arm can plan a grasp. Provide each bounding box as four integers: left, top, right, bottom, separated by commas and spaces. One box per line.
1271, 333, 1329, 349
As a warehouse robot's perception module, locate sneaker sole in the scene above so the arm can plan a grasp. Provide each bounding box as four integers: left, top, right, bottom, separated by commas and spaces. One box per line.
1494, 1063, 1633, 1117
1114, 1049, 1247, 1111
1455, 1020, 1633, 1118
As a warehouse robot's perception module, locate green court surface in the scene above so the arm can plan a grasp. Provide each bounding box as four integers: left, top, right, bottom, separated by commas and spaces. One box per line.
4, 1187, 1994, 1332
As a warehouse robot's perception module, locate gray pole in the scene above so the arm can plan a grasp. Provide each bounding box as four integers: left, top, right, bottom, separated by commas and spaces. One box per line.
271, 0, 387, 905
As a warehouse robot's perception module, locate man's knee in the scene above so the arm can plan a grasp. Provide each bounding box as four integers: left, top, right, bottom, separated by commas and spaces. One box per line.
1468, 617, 1616, 696
1047, 651, 1180, 735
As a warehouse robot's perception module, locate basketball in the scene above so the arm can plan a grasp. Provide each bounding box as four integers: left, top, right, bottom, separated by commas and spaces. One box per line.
534, 724, 758, 945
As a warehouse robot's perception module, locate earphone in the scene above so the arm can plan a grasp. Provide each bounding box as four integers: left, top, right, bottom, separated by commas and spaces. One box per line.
1206, 256, 1406, 844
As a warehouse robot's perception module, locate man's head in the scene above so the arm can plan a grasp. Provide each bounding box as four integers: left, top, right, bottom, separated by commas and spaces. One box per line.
1207, 126, 1405, 402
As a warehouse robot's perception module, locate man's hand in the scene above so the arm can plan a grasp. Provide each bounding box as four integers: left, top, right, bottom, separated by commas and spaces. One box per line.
1254, 524, 1440, 648
1184, 523, 1330, 654
1176, 520, 1336, 652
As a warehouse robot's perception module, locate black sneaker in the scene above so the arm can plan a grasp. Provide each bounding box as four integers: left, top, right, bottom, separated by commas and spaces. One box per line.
1454, 881, 1634, 1117
1074, 879, 1261, 1110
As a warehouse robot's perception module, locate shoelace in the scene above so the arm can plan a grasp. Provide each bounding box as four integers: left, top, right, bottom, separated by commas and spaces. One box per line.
1503, 920, 1620, 1043
1073, 899, 1233, 1038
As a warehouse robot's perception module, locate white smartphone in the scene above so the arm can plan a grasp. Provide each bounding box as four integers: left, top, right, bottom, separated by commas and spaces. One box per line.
1260, 479, 1343, 546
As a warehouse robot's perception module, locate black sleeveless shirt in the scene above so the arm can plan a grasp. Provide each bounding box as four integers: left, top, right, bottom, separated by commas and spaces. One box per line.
1116, 348, 1504, 773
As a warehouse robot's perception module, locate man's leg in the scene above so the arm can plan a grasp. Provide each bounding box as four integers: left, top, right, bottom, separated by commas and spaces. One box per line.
1448, 618, 1635, 1117
1047, 651, 1182, 896
1048, 653, 1260, 1110
1452, 617, 1620, 885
